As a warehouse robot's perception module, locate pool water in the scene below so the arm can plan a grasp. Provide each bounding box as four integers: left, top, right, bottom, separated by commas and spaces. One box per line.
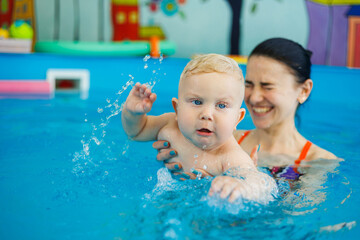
0, 56, 360, 239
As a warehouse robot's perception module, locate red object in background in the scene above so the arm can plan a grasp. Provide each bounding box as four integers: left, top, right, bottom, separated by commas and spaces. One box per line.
178, 0, 186, 5
0, 0, 14, 29
57, 79, 75, 89
111, 3, 139, 41
150, 2, 157, 12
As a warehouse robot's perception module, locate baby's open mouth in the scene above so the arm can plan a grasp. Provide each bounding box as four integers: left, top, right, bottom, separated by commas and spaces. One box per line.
198, 128, 211, 132
197, 128, 213, 135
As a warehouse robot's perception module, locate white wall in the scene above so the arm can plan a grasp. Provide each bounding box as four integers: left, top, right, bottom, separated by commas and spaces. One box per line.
241, 0, 308, 55
35, 0, 309, 58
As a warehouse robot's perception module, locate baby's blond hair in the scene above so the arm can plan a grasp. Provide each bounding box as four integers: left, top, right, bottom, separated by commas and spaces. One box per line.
180, 54, 243, 83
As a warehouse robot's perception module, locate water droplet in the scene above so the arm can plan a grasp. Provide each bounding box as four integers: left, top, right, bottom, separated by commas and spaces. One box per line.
143, 55, 151, 62
92, 137, 101, 145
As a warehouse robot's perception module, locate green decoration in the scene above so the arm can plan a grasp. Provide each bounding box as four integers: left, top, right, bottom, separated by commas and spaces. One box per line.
1, 0, 9, 13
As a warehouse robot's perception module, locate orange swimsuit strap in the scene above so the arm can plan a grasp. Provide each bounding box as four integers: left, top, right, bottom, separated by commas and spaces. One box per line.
294, 140, 312, 165
237, 130, 251, 145
237, 130, 312, 164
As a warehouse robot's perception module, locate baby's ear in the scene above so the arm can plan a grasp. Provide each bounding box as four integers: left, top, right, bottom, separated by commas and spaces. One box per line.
172, 98, 179, 115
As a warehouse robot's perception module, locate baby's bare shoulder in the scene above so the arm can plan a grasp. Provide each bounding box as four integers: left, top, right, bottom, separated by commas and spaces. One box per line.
221, 145, 255, 171
157, 112, 181, 137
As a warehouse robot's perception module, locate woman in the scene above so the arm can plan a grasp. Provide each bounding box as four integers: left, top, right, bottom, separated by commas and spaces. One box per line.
153, 38, 337, 180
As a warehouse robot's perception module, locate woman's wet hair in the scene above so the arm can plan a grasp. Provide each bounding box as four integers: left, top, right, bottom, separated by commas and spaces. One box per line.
249, 38, 312, 84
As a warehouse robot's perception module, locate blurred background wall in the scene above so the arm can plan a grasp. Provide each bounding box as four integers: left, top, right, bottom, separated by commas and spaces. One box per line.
34, 0, 308, 57
2, 0, 359, 66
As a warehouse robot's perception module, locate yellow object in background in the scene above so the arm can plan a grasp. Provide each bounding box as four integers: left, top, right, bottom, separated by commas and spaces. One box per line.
0, 28, 10, 39
9, 20, 33, 39
309, 0, 360, 5
228, 55, 248, 64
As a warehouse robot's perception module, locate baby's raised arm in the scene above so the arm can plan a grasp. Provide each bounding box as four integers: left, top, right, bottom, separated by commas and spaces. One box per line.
121, 83, 172, 141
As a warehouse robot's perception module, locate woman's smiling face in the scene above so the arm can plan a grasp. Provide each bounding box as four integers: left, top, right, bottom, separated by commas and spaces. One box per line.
244, 55, 303, 130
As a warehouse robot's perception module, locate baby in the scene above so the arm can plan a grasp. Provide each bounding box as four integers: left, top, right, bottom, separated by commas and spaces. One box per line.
122, 54, 276, 203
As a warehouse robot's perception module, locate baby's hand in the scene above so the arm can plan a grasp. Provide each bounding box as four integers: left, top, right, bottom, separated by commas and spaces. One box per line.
208, 176, 247, 203
125, 83, 157, 114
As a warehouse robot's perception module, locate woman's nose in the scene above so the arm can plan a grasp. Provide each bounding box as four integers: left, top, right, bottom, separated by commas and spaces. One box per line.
249, 88, 263, 103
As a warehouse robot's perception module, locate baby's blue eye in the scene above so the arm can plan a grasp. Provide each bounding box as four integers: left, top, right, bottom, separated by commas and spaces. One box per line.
192, 100, 202, 105
218, 103, 226, 109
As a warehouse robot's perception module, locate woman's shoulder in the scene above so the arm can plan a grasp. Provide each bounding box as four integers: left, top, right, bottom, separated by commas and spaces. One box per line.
307, 142, 337, 161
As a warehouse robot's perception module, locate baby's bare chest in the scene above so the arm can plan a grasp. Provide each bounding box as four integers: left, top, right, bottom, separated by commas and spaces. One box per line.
158, 126, 224, 176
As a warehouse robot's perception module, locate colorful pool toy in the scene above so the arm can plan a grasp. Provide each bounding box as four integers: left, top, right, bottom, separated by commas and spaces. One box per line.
35, 40, 176, 57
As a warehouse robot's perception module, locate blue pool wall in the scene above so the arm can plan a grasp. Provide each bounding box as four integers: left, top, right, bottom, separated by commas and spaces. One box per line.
1, 53, 360, 107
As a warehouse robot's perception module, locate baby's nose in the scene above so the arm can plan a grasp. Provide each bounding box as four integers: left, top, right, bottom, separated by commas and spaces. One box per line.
200, 107, 213, 121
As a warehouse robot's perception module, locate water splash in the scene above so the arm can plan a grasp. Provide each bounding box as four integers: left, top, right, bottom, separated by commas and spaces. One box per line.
72, 56, 165, 181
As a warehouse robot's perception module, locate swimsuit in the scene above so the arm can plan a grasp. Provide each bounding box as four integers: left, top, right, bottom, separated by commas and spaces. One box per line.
237, 130, 312, 180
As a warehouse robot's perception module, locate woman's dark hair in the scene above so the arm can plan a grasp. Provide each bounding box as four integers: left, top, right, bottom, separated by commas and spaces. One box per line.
249, 37, 312, 84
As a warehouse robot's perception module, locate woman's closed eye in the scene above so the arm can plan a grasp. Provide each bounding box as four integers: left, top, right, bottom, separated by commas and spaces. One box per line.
261, 82, 275, 90
245, 81, 253, 88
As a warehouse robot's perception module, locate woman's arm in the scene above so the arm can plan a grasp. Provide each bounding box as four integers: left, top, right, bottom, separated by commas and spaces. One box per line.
153, 139, 259, 180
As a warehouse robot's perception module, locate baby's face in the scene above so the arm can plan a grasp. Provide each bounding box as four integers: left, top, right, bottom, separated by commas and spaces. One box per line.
174, 72, 244, 150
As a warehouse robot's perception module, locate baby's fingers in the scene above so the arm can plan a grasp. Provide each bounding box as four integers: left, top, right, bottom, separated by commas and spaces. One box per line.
219, 182, 238, 199
142, 93, 157, 112
139, 84, 152, 97
228, 187, 243, 203
209, 177, 225, 196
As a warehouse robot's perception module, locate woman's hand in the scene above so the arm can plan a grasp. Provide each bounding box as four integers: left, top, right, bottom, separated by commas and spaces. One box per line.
152, 140, 181, 171
250, 144, 260, 166
153, 140, 259, 180
152, 140, 213, 180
